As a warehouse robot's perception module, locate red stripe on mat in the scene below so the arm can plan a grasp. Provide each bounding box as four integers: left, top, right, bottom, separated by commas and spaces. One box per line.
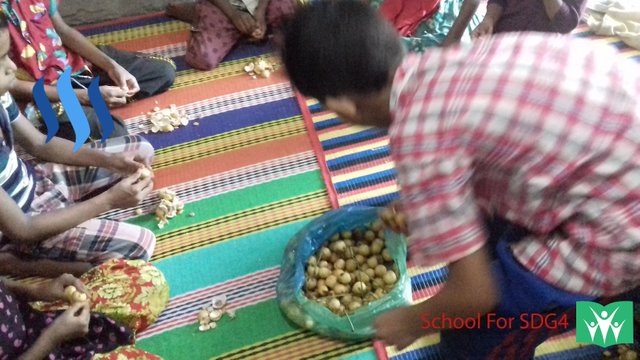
153, 133, 313, 189
107, 32, 190, 52
296, 91, 340, 209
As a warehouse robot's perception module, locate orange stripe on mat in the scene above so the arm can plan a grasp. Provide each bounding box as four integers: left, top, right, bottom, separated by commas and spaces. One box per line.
107, 32, 190, 52
153, 133, 313, 188
113, 72, 291, 119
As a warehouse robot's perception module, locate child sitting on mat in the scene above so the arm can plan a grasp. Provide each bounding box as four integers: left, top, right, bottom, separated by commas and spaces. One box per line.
280, 1, 639, 358
372, 0, 482, 50
0, 0, 177, 142
473, 0, 587, 39
0, 260, 168, 359
168, 0, 296, 71
0, 15, 157, 279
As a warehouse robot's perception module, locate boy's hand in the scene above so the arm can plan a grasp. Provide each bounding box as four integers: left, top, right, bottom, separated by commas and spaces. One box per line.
104, 153, 148, 176
99, 86, 128, 108
472, 20, 493, 39
231, 11, 258, 36
374, 305, 423, 350
107, 65, 140, 97
37, 273, 87, 303
45, 302, 90, 344
103, 169, 154, 209
379, 201, 408, 235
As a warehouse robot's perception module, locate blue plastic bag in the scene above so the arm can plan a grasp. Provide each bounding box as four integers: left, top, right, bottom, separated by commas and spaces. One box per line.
276, 206, 412, 340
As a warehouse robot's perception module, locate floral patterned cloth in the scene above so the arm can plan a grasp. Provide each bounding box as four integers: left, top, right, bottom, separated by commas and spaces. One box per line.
0, 281, 133, 360
92, 345, 162, 360
0, 0, 89, 83
33, 259, 170, 334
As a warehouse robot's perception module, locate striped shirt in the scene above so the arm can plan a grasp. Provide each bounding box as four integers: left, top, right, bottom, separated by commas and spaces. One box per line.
0, 92, 35, 212
389, 33, 640, 297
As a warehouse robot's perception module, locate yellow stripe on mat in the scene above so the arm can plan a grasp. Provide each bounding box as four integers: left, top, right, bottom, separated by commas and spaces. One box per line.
173, 55, 282, 90
312, 113, 338, 123
88, 21, 191, 44
317, 125, 372, 141
339, 184, 400, 206
332, 163, 396, 183
324, 140, 391, 161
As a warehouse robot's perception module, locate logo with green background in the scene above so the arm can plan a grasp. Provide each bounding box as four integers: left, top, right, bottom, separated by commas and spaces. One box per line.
576, 301, 634, 347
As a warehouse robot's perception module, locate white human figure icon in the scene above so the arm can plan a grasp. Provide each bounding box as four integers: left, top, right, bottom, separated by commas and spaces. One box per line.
590, 307, 619, 343
610, 320, 626, 342
584, 320, 599, 341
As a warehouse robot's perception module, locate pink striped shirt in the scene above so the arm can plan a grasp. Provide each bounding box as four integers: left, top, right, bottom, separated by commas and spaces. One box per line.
389, 33, 640, 297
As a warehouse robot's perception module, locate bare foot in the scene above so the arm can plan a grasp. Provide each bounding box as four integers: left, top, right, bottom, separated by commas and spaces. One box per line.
166, 2, 197, 24
0, 252, 92, 278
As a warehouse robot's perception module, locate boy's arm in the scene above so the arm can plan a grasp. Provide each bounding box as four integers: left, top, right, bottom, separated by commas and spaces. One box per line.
11, 79, 90, 105
374, 246, 498, 349
0, 186, 111, 245
12, 114, 143, 174
542, 0, 587, 33
208, 0, 243, 20
50, 13, 116, 77
50, 13, 139, 95
472, 2, 503, 38
441, 0, 480, 46
482, 1, 504, 26
374, 152, 496, 349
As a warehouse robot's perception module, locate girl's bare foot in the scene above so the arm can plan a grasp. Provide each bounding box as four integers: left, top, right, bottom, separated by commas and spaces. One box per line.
166, 2, 197, 24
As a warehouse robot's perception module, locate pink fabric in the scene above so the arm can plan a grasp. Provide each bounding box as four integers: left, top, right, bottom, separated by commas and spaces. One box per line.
379, 0, 440, 37
186, 0, 296, 70
389, 33, 640, 297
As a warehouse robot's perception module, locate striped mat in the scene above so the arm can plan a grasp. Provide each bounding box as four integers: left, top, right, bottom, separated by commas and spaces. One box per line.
80, 13, 377, 360
297, 24, 640, 360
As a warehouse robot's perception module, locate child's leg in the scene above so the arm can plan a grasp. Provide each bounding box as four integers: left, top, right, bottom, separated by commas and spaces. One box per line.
32, 135, 154, 203
96, 46, 176, 100
185, 0, 242, 70
266, 0, 297, 27
166, 1, 197, 24
5, 217, 157, 265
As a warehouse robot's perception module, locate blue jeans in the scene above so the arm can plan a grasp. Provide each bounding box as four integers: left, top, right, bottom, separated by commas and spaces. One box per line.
438, 218, 596, 359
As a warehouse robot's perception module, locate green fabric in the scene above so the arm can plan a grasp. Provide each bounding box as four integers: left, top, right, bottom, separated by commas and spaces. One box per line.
134, 170, 335, 357
137, 300, 299, 359
156, 220, 317, 295
371, 0, 482, 52
128, 171, 325, 235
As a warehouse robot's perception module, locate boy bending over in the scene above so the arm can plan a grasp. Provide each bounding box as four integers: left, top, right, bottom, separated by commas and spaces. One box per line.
281, 1, 639, 358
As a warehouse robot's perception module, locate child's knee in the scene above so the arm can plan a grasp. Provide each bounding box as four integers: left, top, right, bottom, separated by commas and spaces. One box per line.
153, 59, 177, 93
185, 48, 224, 71
140, 228, 156, 260
96, 228, 156, 263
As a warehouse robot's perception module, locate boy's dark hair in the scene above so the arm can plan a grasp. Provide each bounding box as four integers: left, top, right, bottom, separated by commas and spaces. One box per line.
0, 13, 6, 29
280, 0, 403, 101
